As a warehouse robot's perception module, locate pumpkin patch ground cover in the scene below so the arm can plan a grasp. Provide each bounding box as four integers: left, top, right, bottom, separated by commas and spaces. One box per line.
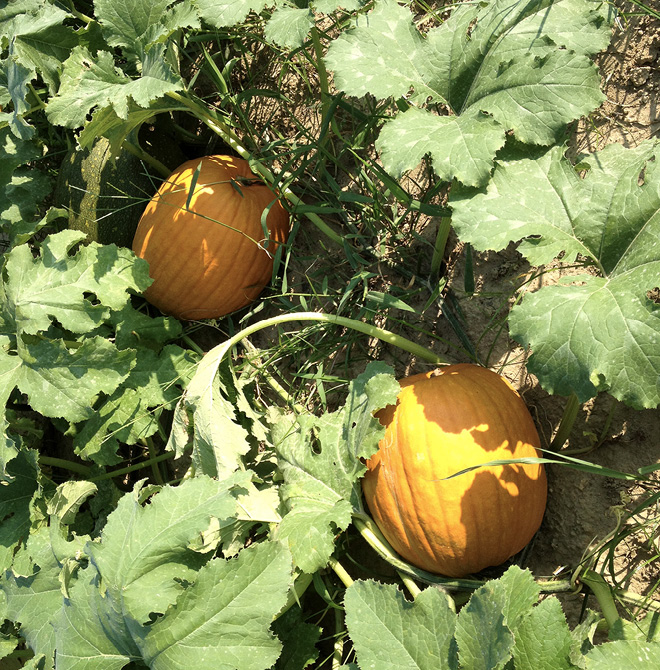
1, 1, 660, 668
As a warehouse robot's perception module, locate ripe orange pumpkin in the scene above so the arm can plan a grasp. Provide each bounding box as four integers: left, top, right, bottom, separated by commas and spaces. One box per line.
362, 364, 547, 577
132, 155, 289, 320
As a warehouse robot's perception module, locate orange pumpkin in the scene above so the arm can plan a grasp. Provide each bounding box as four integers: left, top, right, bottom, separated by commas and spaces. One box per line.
132, 155, 289, 320
362, 364, 547, 577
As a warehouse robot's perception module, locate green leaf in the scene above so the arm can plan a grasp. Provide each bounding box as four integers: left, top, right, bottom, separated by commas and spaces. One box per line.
454, 566, 541, 669
326, 0, 443, 103
192, 0, 271, 27
325, 0, 610, 186
450, 140, 660, 408
169, 355, 253, 479
512, 597, 574, 669
72, 345, 198, 465
84, 474, 249, 624
192, 0, 357, 48
264, 6, 314, 49
46, 46, 183, 129
54, 475, 284, 670
344, 580, 458, 670
2, 1, 78, 94
78, 96, 187, 158
4, 56, 36, 140
4, 230, 151, 336
272, 606, 322, 670
55, 564, 143, 670
455, 586, 514, 669
3, 336, 135, 423
142, 541, 293, 670
272, 362, 399, 572
46, 481, 98, 525
2, 526, 87, 665
585, 641, 660, 668
0, 128, 53, 241
94, 0, 195, 53
0, 448, 39, 565
110, 305, 183, 351
376, 108, 506, 189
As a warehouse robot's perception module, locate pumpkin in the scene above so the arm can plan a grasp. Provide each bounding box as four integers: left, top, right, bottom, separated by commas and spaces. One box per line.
362, 363, 547, 577
132, 155, 289, 320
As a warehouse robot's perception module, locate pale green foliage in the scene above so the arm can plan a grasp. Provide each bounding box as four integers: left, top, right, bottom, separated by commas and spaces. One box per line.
3, 476, 293, 670
325, 0, 612, 186
344, 580, 458, 669
192, 0, 364, 48
345, 567, 654, 669
1, 0, 658, 667
45, 46, 184, 129
272, 361, 400, 572
0, 128, 55, 242
450, 140, 660, 408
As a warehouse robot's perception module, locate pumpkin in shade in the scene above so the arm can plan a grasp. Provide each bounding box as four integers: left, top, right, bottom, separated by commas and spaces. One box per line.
132, 155, 289, 320
362, 364, 547, 578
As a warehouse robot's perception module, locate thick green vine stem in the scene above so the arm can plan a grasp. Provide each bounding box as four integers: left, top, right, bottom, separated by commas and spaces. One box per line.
328, 556, 355, 589
352, 514, 483, 592
578, 568, 621, 629
183, 311, 450, 415
38, 456, 91, 478
90, 452, 175, 482
353, 513, 581, 598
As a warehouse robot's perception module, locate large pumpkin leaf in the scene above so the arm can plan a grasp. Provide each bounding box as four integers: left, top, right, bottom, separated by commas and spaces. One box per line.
449, 140, 660, 408
53, 477, 292, 670
2, 525, 89, 667
325, 0, 612, 187
45, 45, 184, 130
83, 475, 250, 624
344, 580, 458, 670
0, 449, 39, 571
71, 345, 199, 466
0, 128, 55, 245
344, 567, 578, 669
0, 0, 78, 138
141, 541, 292, 670
94, 0, 201, 57
0, 231, 151, 472
0, 1, 77, 94
272, 361, 399, 573
585, 641, 660, 668
4, 230, 151, 336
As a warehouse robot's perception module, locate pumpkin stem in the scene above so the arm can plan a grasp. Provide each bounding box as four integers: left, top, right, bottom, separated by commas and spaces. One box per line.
141, 436, 165, 485
121, 140, 171, 179
332, 597, 346, 670
89, 451, 175, 482
352, 515, 480, 595
397, 570, 424, 602
38, 456, 92, 478
578, 568, 621, 630
328, 556, 354, 589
